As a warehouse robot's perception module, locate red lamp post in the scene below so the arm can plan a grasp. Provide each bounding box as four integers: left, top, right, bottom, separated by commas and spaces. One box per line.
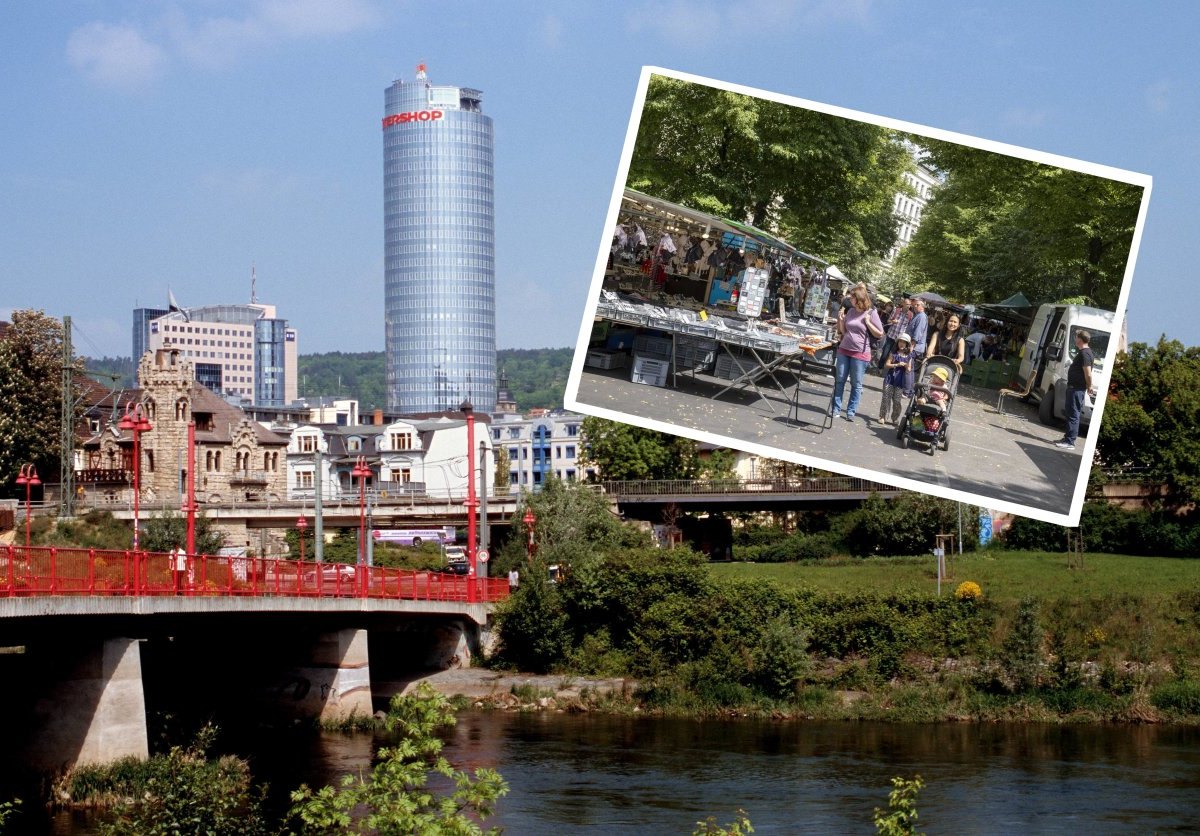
15, 464, 40, 552
351, 456, 371, 596
523, 507, 536, 566
296, 515, 308, 563
117, 403, 153, 551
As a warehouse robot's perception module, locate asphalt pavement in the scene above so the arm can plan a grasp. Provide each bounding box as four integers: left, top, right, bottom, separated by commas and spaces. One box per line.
573, 360, 1089, 517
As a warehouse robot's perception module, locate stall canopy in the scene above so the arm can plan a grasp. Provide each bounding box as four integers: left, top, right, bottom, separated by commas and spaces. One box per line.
621, 189, 828, 265
974, 291, 1035, 323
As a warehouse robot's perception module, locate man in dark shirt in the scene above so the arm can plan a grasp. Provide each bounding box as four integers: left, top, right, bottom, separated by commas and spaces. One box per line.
1055, 330, 1095, 450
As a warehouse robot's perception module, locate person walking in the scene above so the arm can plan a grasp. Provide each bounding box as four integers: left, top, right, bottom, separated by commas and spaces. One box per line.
508, 568, 520, 590
877, 297, 912, 369
1055, 330, 1095, 451
908, 299, 929, 365
830, 285, 884, 422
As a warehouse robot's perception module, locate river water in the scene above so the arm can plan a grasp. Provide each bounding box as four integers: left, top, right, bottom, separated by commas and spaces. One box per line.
40, 712, 1200, 834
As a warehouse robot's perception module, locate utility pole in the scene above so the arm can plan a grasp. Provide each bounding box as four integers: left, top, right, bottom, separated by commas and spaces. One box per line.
479, 439, 489, 578
60, 316, 74, 518
314, 448, 325, 562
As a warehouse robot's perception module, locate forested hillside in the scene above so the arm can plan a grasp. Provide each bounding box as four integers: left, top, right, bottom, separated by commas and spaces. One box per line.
83, 348, 575, 413
299, 348, 574, 411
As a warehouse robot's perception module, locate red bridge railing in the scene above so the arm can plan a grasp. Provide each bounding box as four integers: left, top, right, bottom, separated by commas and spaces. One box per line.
0, 546, 509, 604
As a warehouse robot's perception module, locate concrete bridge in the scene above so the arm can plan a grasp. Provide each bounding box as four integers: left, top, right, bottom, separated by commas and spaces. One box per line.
0, 545, 507, 773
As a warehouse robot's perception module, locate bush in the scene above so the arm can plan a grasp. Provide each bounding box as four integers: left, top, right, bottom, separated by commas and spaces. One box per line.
840, 494, 978, 557
759, 532, 839, 562
1150, 680, 1200, 715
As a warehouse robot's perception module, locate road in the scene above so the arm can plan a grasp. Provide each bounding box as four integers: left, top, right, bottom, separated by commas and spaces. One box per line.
573, 362, 1090, 518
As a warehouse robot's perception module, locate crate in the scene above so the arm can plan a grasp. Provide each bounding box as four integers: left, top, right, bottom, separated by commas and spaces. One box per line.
631, 355, 670, 387
633, 334, 673, 361
714, 350, 755, 380
605, 328, 637, 351
675, 337, 717, 371
585, 348, 628, 370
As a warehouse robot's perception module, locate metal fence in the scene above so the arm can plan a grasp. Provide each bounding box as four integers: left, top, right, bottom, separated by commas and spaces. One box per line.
597, 477, 896, 496
0, 545, 508, 603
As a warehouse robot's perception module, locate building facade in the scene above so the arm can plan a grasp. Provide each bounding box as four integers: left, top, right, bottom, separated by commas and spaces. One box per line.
141, 303, 298, 407
491, 410, 592, 491
884, 155, 941, 266
79, 348, 290, 508
383, 64, 496, 415
286, 414, 494, 502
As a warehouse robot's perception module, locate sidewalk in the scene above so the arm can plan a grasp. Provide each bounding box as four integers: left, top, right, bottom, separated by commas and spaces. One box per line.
573, 363, 1088, 517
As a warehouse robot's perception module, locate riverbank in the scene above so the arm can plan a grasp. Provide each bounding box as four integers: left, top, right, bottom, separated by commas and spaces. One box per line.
409, 665, 1200, 725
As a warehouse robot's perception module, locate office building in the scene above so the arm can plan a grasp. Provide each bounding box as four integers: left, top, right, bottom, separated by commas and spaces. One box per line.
383, 64, 496, 414
140, 302, 298, 407
491, 409, 592, 490
132, 307, 168, 370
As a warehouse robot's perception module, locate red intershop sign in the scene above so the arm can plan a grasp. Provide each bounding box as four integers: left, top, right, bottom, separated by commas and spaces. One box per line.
382, 110, 444, 128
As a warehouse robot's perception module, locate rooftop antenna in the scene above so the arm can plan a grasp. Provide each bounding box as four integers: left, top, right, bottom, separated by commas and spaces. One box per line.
250, 263, 257, 304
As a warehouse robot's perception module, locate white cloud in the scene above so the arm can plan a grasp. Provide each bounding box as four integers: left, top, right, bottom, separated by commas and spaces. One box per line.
627, 0, 871, 45
68, 1, 381, 86
540, 14, 565, 49
66, 21, 169, 90
1001, 106, 1048, 128
1145, 80, 1169, 113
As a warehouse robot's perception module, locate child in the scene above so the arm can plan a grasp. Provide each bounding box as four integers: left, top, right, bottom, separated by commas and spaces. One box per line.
879, 332, 913, 425
916, 366, 952, 432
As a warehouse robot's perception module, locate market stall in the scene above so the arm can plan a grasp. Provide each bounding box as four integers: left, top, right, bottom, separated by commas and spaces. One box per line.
590, 189, 841, 413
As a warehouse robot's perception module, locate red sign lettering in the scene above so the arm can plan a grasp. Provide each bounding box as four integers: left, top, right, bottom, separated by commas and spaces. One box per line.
381, 110, 445, 128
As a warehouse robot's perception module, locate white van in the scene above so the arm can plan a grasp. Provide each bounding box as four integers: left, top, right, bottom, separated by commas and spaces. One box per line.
1016, 304, 1116, 427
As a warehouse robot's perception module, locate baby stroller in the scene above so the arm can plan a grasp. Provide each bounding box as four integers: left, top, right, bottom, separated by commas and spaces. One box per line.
896, 357, 960, 455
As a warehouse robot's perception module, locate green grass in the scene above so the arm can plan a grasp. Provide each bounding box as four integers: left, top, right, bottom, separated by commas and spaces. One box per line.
709, 551, 1200, 602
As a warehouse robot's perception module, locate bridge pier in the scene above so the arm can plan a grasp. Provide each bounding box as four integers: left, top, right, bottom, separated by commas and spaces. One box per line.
284, 628, 373, 722
29, 637, 149, 772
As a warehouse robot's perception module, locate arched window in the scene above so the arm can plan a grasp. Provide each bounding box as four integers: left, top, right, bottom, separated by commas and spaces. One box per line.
144, 399, 156, 421
175, 398, 189, 421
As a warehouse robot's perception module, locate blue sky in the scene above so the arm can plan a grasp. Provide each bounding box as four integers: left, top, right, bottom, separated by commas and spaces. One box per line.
0, 1, 1192, 359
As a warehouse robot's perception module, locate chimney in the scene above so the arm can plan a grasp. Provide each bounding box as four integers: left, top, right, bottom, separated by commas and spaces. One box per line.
373, 408, 384, 425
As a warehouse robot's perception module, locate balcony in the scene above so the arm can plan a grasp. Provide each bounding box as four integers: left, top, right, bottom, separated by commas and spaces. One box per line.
76, 467, 132, 484
230, 470, 269, 486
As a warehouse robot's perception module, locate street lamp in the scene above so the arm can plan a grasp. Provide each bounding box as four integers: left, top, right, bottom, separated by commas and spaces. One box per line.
351, 456, 371, 596
15, 464, 40, 552
296, 515, 308, 563
117, 403, 153, 551
523, 507, 536, 566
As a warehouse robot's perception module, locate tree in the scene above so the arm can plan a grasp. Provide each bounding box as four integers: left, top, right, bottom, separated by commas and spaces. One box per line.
898, 138, 1143, 309
629, 75, 912, 279
0, 311, 78, 496
493, 445, 511, 495
874, 775, 925, 836
140, 511, 227, 555
578, 416, 697, 481
289, 682, 508, 834
1096, 338, 1200, 506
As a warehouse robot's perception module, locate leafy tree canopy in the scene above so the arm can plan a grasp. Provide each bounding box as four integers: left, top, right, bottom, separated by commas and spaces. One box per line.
579, 416, 704, 481
898, 137, 1143, 309
629, 75, 912, 281
1097, 337, 1200, 505
0, 310, 78, 495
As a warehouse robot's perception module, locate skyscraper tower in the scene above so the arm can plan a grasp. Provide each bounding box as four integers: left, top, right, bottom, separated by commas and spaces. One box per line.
383, 64, 496, 414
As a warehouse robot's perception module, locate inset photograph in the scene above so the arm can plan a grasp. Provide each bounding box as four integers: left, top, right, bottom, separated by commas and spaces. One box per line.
566, 68, 1152, 526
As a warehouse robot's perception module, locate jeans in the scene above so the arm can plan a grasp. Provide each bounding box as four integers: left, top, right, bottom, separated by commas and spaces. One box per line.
1065, 387, 1086, 444
833, 353, 868, 417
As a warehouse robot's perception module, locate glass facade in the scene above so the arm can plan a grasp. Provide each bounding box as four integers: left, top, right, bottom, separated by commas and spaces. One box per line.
254, 319, 288, 406
383, 69, 496, 414
132, 308, 168, 365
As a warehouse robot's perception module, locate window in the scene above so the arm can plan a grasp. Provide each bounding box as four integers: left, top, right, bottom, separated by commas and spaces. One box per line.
510, 472, 519, 485
389, 467, 412, 484
348, 438, 361, 452
565, 469, 576, 482
555, 446, 561, 459
146, 450, 155, 472
300, 436, 316, 453
565, 445, 576, 458
298, 471, 313, 489
492, 429, 501, 440
507, 446, 518, 460
508, 427, 521, 439
390, 431, 413, 450
566, 424, 579, 436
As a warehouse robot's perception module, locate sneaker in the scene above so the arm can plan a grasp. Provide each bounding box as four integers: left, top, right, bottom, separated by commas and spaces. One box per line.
844, 413, 855, 421
1054, 440, 1075, 449
830, 410, 840, 420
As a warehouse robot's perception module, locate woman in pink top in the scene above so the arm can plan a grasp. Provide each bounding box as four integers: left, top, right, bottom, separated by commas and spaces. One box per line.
831, 285, 884, 421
